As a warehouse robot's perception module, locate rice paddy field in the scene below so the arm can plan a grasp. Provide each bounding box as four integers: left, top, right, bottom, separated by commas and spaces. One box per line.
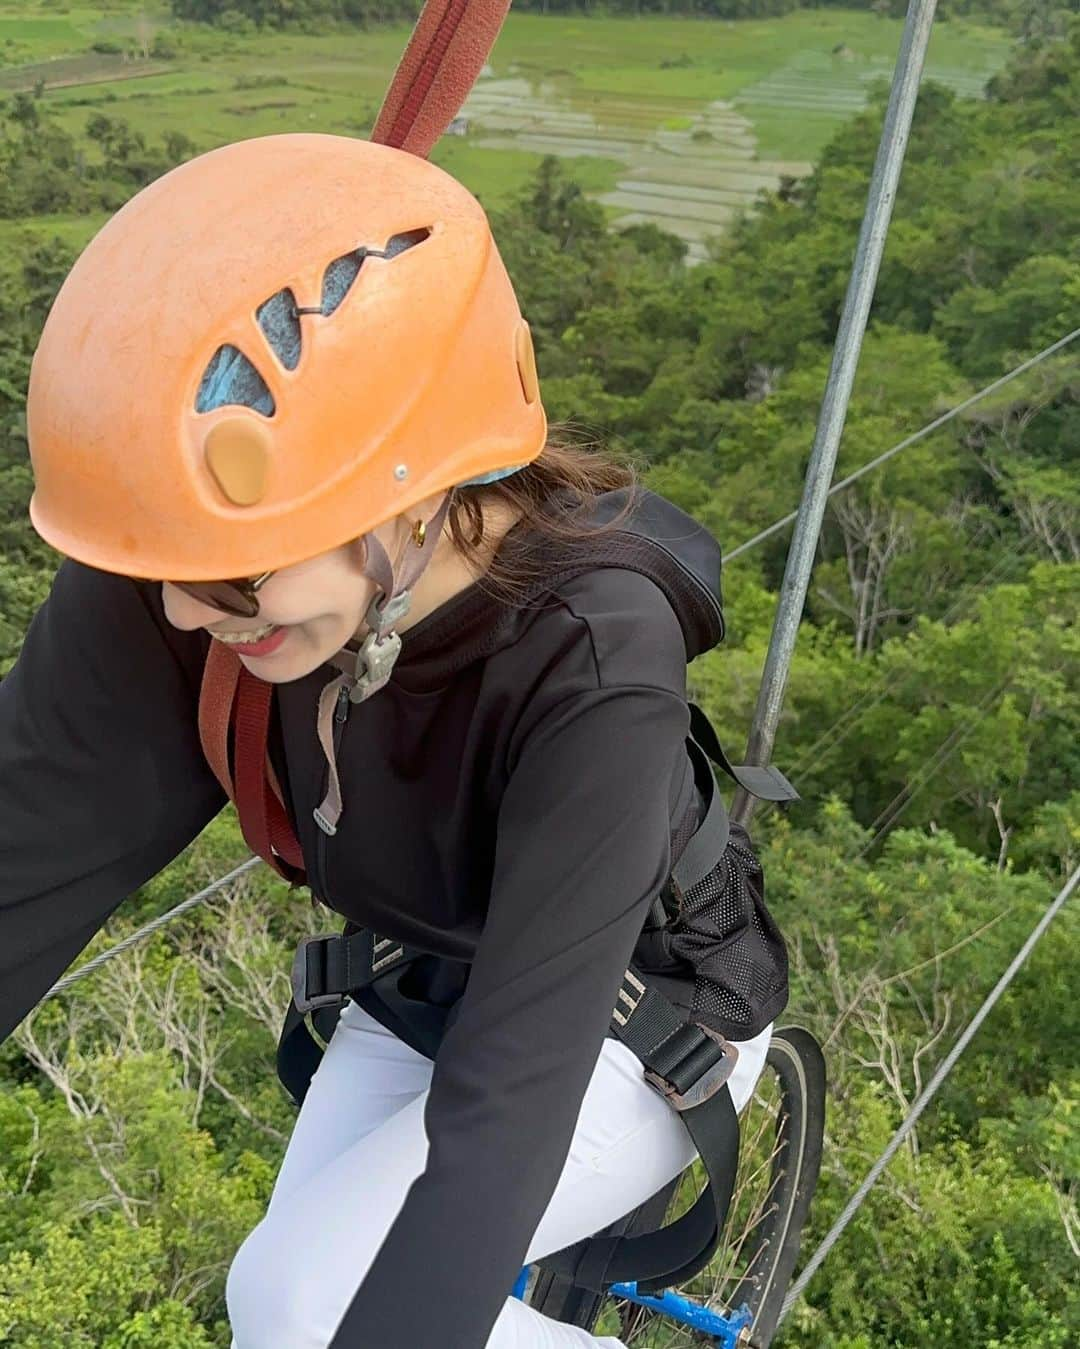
0, 6, 1011, 263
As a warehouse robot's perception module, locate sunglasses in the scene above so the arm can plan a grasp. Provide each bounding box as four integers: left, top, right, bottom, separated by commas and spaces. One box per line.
171, 571, 276, 619
169, 536, 372, 619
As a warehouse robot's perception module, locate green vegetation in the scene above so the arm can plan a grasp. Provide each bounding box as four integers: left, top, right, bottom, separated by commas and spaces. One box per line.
1, 7, 1077, 1348
0, 7, 1014, 258
0, 9, 1011, 162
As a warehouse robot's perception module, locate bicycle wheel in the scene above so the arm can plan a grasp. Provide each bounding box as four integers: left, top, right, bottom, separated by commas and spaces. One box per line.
529, 1026, 826, 1348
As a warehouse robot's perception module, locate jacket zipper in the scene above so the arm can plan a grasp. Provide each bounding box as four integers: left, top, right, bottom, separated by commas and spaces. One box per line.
314, 683, 352, 907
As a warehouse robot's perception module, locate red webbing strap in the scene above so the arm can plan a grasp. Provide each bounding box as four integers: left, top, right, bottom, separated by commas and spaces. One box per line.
234, 668, 307, 884
266, 755, 290, 818
199, 639, 241, 801
371, 0, 510, 159
199, 642, 306, 885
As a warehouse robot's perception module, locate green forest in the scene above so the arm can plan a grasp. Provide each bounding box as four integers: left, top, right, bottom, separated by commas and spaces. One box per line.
167, 0, 1069, 38
0, 5, 1078, 1347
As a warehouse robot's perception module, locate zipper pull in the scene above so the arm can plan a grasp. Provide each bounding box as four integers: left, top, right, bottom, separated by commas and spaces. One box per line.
334, 683, 351, 725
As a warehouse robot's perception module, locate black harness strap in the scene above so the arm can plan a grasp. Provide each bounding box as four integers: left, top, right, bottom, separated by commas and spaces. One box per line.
279, 935, 741, 1295
689, 701, 799, 804
540, 971, 741, 1294
274, 706, 796, 1294
668, 736, 730, 907
277, 929, 431, 1104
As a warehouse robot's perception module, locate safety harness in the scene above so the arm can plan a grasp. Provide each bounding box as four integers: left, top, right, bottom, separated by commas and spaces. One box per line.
196, 516, 799, 1295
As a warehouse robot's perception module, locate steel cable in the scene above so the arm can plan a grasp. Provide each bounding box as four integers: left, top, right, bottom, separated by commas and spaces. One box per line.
778, 862, 1080, 1326
725, 326, 1080, 563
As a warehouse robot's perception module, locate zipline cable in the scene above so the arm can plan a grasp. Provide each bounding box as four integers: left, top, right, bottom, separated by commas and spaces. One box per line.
786, 532, 1039, 782
853, 674, 1013, 857
42, 857, 262, 1001
725, 325, 1080, 563
777, 860, 1080, 1326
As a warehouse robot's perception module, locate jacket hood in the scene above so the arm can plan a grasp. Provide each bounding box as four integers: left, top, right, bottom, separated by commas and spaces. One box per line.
362, 486, 724, 690
545, 486, 724, 661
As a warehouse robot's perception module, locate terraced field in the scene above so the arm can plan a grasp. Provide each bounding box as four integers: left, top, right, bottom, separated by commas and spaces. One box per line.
465, 74, 808, 264
0, 9, 1011, 264
462, 35, 1007, 264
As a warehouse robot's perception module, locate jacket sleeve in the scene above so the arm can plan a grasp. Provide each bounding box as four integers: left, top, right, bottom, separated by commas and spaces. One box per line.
0, 559, 226, 1045
330, 585, 691, 1348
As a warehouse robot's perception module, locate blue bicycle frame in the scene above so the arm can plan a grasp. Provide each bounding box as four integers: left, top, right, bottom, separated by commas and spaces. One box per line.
512, 1268, 753, 1349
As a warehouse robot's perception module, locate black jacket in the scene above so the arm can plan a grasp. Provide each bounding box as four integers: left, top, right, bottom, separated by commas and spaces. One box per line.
0, 488, 774, 1348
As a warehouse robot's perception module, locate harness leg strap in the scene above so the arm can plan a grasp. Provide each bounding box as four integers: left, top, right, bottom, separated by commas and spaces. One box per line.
277, 939, 742, 1295
537, 973, 742, 1294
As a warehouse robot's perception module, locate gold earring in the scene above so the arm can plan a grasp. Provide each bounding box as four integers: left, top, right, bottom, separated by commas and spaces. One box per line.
412, 518, 426, 548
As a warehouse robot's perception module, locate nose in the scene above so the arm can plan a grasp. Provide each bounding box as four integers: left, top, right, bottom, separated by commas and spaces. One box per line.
161, 581, 230, 632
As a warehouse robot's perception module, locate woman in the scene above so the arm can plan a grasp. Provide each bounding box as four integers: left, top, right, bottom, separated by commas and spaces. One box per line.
0, 134, 787, 1347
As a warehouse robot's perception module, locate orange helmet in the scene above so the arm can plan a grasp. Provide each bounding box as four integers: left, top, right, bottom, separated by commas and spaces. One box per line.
26, 132, 546, 582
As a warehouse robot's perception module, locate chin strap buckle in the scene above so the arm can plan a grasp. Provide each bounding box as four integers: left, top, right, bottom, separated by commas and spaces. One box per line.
348, 628, 403, 702
347, 590, 410, 703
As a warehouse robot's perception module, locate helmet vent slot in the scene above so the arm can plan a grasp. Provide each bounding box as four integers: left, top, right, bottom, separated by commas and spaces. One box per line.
383, 227, 432, 256
257, 289, 302, 371
319, 227, 432, 317
320, 252, 363, 318
196, 345, 275, 416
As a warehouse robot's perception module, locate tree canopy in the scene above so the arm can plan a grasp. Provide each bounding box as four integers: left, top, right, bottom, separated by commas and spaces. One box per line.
1, 14, 1077, 1348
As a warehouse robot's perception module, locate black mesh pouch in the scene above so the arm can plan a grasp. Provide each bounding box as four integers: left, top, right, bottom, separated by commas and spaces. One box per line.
673, 819, 788, 1040
637, 783, 790, 1043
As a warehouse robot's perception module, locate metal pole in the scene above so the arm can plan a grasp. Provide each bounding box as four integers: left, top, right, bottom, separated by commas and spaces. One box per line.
732, 0, 939, 828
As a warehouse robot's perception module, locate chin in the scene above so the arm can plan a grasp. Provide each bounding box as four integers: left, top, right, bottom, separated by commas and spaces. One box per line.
238, 649, 311, 683
248, 637, 345, 684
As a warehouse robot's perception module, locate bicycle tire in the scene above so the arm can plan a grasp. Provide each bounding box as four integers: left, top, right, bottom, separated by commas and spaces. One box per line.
733, 1026, 826, 1346
528, 1026, 825, 1347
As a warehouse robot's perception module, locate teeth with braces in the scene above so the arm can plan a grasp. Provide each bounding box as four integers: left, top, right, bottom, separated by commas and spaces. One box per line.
214, 623, 279, 645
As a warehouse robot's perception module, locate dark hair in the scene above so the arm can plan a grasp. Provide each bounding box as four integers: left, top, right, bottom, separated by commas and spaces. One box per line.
446, 423, 644, 605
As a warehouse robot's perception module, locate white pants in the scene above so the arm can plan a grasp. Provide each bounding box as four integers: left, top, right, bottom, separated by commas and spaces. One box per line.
227, 999, 772, 1348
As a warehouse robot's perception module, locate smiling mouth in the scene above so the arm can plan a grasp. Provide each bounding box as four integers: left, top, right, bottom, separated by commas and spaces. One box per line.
212, 622, 279, 645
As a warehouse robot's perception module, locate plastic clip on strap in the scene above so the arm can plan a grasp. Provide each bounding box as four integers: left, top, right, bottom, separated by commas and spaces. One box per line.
290, 930, 414, 1015
277, 930, 420, 1106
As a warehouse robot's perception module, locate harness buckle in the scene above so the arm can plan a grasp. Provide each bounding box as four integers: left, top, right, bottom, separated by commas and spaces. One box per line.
291, 935, 348, 1016
643, 1023, 739, 1113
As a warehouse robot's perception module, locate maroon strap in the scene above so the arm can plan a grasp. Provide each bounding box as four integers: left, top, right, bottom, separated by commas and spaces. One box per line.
199, 644, 306, 885
233, 668, 307, 884
371, 0, 511, 159
199, 639, 241, 801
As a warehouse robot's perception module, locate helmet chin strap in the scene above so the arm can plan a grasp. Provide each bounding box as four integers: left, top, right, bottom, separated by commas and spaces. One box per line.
313, 491, 454, 835
327, 490, 454, 703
